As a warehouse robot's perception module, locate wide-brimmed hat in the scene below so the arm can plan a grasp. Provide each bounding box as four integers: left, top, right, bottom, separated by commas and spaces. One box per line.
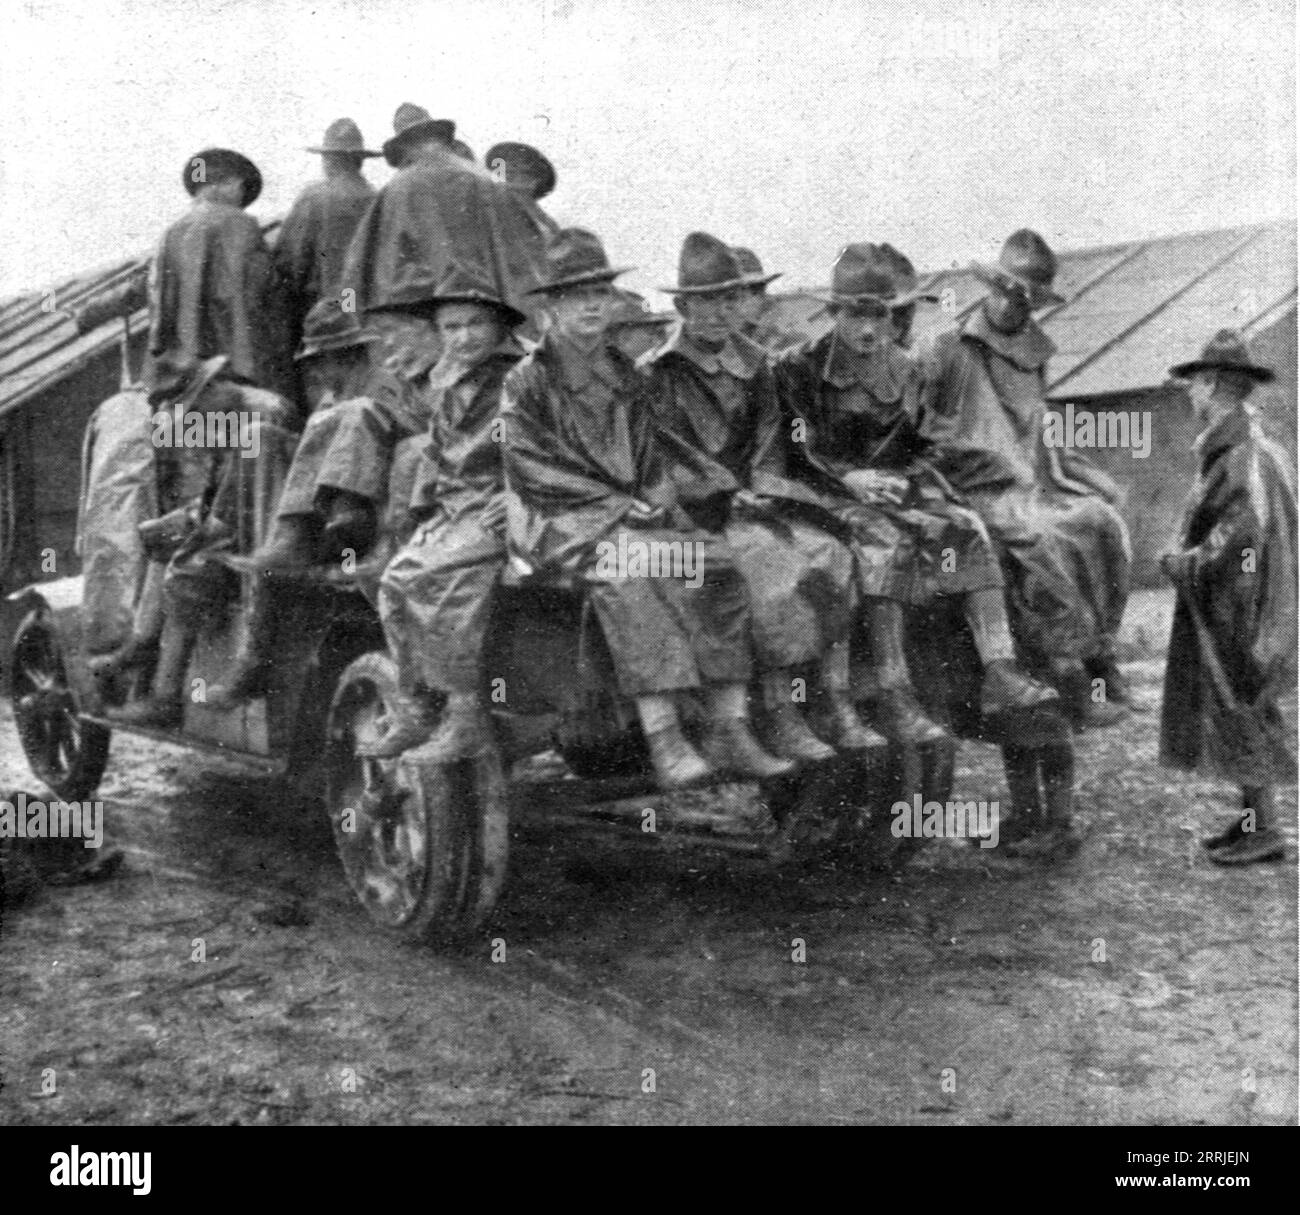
368, 263, 526, 329
731, 247, 782, 290
295, 298, 382, 361
878, 245, 939, 307
382, 103, 456, 167
816, 243, 927, 308
1170, 329, 1275, 384
525, 228, 632, 295
147, 351, 229, 407
305, 118, 381, 157
182, 148, 262, 207
485, 141, 557, 200
971, 229, 1064, 307
608, 289, 676, 329
661, 232, 751, 295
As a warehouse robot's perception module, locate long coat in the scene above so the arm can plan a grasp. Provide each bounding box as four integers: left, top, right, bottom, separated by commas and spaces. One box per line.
919, 309, 1131, 662
1159, 407, 1297, 783
337, 147, 550, 326
148, 199, 294, 398
274, 171, 376, 336
774, 332, 1004, 602
642, 331, 857, 669
379, 349, 521, 695
501, 336, 752, 696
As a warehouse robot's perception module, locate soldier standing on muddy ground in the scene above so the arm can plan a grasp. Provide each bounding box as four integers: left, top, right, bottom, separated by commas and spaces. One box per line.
1160, 331, 1296, 867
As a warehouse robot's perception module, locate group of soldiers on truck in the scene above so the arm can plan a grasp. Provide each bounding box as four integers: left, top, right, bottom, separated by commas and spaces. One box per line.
82, 103, 1293, 867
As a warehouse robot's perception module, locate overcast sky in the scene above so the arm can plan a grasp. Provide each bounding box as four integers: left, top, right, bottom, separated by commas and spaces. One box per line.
0, 0, 1294, 302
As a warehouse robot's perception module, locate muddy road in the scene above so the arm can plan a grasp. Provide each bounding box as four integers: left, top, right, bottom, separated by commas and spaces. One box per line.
1, 593, 1295, 1125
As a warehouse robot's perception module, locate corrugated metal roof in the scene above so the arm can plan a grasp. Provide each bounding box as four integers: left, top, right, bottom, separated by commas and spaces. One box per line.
0, 220, 280, 419
920, 220, 1295, 398
778, 219, 1295, 399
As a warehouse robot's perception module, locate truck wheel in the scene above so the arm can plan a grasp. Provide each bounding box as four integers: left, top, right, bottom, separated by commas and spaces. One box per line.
11, 613, 110, 801
324, 652, 508, 944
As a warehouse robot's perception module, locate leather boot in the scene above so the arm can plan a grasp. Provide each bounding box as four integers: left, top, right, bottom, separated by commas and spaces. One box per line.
1056, 659, 1127, 728
980, 658, 1059, 718
229, 514, 321, 576
89, 633, 158, 701
207, 584, 278, 708
1202, 818, 1248, 851
1205, 787, 1272, 851
701, 717, 795, 780
810, 642, 885, 749
643, 721, 714, 791
109, 615, 193, 729
360, 691, 442, 758
319, 491, 377, 564
864, 597, 948, 744
874, 686, 949, 745
88, 633, 157, 678
1007, 743, 1081, 858
401, 692, 493, 764
1207, 827, 1285, 866
761, 673, 835, 763
811, 687, 887, 750
1085, 649, 1131, 707
998, 743, 1044, 848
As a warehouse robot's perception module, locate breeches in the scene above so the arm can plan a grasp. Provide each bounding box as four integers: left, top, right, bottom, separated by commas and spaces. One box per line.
379, 511, 505, 695
580, 528, 753, 696
725, 513, 856, 669
967, 486, 1131, 661
316, 389, 426, 505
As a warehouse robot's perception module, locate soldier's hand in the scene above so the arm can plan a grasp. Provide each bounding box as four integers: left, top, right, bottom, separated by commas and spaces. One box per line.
843, 469, 908, 505
627, 500, 668, 528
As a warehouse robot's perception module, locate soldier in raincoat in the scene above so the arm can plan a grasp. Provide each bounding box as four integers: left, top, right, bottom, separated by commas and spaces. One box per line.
919, 229, 1132, 726
775, 243, 1058, 727
148, 148, 294, 400
502, 229, 792, 790
643, 234, 912, 757
366, 271, 526, 761
484, 141, 561, 237
1160, 331, 1296, 866
730, 246, 804, 358
274, 119, 381, 353
239, 288, 443, 574
337, 104, 551, 322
